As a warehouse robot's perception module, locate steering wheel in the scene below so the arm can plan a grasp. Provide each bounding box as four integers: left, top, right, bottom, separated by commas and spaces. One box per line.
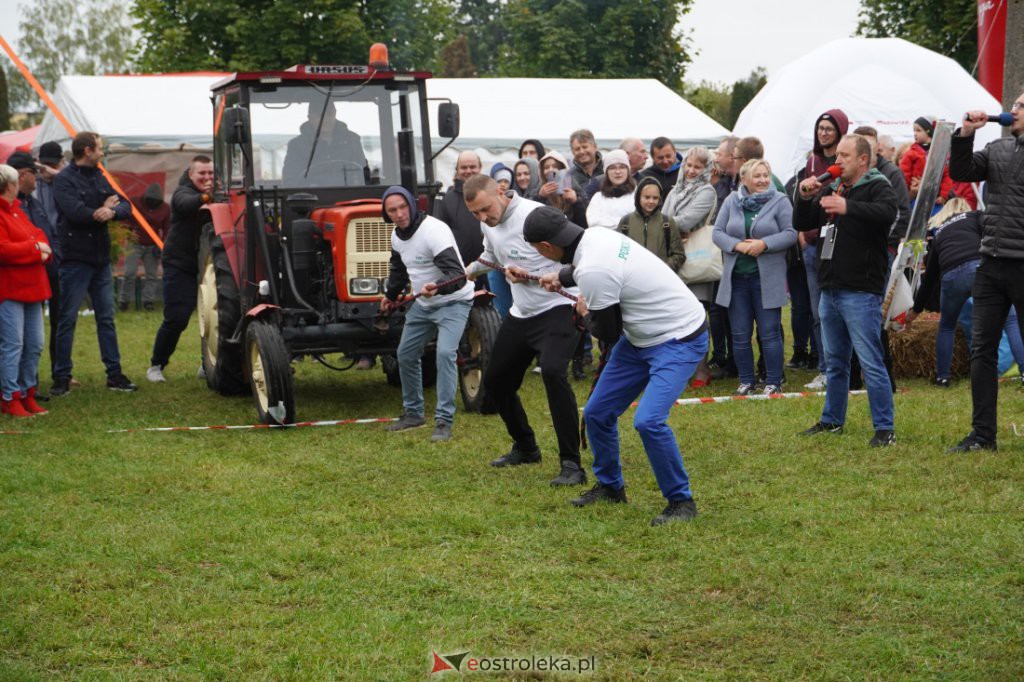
302, 160, 366, 186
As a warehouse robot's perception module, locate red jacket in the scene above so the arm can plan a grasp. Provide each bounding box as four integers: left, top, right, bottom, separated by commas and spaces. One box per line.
0, 196, 52, 303
900, 143, 953, 203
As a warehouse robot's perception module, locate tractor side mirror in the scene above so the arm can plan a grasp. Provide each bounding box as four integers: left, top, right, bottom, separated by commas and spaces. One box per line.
223, 106, 251, 145
438, 103, 460, 139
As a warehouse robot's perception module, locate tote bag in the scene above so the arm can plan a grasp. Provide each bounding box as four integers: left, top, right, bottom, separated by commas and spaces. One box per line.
680, 209, 723, 284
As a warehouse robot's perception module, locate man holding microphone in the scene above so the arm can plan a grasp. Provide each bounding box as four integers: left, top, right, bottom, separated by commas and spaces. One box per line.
946, 93, 1024, 453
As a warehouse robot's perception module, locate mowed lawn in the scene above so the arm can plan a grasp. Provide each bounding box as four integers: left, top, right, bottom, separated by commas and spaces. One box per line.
1, 310, 1022, 680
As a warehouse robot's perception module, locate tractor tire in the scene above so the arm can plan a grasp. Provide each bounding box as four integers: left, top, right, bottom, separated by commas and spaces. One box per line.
381, 351, 437, 388
381, 354, 401, 387
197, 225, 247, 395
459, 303, 501, 413
245, 319, 296, 425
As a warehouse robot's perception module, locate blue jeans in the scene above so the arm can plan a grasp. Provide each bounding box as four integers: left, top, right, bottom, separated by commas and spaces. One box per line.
819, 289, 894, 431
396, 298, 472, 425
803, 244, 826, 372
936, 260, 979, 380
584, 332, 708, 501
727, 272, 784, 385
0, 300, 45, 400
54, 262, 122, 380
486, 269, 512, 319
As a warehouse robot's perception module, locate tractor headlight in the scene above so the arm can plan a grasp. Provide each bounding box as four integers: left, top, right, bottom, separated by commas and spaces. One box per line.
349, 278, 380, 295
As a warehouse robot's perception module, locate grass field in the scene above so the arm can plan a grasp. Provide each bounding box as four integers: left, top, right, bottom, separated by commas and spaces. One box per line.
1, 310, 1022, 680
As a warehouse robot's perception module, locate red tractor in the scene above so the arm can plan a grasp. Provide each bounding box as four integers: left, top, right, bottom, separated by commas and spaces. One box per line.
198, 46, 499, 424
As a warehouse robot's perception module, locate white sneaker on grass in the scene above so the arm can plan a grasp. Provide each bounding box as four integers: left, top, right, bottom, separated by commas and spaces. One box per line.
146, 365, 166, 383
804, 373, 827, 390
197, 363, 206, 379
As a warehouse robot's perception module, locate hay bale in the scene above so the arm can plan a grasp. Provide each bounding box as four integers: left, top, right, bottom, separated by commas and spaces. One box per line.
888, 313, 971, 379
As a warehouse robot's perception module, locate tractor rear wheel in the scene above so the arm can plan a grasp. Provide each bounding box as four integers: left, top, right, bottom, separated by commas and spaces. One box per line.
459, 303, 500, 413
245, 319, 296, 425
197, 225, 247, 395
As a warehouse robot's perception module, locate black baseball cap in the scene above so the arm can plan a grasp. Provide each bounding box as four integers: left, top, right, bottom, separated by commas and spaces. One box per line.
37, 141, 63, 165
523, 206, 584, 247
5, 151, 36, 171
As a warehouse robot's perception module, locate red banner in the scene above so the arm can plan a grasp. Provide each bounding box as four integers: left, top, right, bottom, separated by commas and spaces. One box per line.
977, 0, 1007, 101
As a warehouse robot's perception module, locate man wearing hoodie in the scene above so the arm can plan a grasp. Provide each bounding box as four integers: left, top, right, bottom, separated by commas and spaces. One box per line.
794, 134, 898, 448
118, 183, 169, 312
50, 132, 136, 396
281, 100, 368, 186
638, 137, 683, 194
463, 174, 586, 487
380, 186, 474, 443
434, 151, 486, 268
146, 156, 214, 383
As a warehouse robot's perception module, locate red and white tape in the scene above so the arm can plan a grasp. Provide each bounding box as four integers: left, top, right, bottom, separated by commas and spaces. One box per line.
107, 416, 396, 434
593, 389, 870, 411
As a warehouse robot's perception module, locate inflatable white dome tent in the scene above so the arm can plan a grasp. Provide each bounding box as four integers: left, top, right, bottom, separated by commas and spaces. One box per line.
733, 37, 1003, 182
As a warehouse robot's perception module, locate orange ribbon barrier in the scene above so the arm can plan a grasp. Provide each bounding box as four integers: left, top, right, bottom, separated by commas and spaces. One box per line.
0, 32, 165, 248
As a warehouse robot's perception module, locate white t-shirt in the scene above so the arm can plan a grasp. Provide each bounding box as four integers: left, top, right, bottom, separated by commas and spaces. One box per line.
391, 215, 474, 308
585, 192, 635, 230
466, 194, 579, 319
572, 227, 705, 347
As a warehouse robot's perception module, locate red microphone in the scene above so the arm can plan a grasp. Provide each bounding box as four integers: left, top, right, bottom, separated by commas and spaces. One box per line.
815, 165, 841, 183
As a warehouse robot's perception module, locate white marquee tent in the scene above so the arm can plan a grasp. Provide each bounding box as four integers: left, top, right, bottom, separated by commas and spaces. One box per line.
733, 38, 1003, 182
36, 74, 728, 190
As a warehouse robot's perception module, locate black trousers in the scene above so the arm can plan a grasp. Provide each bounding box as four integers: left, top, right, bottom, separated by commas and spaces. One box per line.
151, 264, 199, 368
482, 305, 581, 463
970, 256, 1024, 442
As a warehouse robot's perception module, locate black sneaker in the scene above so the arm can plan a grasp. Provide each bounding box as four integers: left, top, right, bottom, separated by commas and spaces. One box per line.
946, 432, 997, 454
799, 421, 844, 436
490, 444, 542, 467
786, 353, 808, 370
651, 498, 698, 526
50, 377, 71, 397
106, 374, 138, 392
384, 413, 426, 431
933, 377, 952, 388
550, 461, 587, 486
570, 482, 627, 507
571, 356, 585, 380
869, 430, 896, 447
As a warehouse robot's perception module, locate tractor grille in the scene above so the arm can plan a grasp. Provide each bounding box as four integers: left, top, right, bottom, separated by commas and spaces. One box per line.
346, 217, 394, 292
352, 218, 393, 253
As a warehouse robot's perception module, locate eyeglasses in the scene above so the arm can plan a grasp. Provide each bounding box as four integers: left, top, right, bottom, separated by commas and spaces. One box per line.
1012, 102, 1024, 112
817, 126, 837, 134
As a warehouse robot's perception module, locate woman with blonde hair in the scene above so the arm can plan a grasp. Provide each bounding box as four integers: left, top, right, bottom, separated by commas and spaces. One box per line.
0, 163, 53, 417
712, 158, 797, 395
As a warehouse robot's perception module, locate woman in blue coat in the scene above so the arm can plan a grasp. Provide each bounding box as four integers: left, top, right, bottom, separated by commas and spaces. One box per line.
712, 159, 797, 395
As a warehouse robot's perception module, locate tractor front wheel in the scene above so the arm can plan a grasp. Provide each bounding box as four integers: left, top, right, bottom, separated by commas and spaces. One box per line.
245, 319, 296, 425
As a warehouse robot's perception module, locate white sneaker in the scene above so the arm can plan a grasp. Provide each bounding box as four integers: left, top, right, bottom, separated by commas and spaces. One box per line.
804, 373, 827, 390
197, 363, 206, 379
146, 365, 166, 383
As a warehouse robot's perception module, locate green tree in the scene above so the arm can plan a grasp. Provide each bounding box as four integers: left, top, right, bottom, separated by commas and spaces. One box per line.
856, 0, 977, 72
454, 0, 508, 75
498, 0, 694, 87
684, 79, 732, 128
9, 0, 134, 111
132, 0, 372, 72
0, 66, 10, 130
360, 0, 456, 72
439, 35, 478, 77
727, 67, 766, 129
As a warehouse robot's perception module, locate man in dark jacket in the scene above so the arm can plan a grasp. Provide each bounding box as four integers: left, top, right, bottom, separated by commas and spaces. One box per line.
638, 137, 683, 194
794, 134, 898, 447
118, 183, 169, 311
281, 101, 368, 186
433, 150, 485, 267
569, 129, 604, 200
146, 155, 214, 383
50, 132, 137, 395
946, 92, 1024, 453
